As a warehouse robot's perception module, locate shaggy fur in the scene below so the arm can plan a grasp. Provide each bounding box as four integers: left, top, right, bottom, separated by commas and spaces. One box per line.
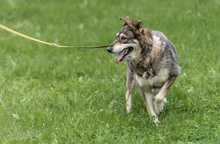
107, 17, 180, 123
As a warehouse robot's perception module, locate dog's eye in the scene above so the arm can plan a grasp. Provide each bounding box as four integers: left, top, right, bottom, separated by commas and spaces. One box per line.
120, 36, 127, 42
121, 36, 126, 40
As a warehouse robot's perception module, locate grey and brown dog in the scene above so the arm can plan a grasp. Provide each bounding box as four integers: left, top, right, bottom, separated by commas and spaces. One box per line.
107, 17, 180, 123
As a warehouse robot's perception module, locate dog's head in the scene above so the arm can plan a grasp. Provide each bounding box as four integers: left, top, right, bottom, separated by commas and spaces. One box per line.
107, 16, 153, 63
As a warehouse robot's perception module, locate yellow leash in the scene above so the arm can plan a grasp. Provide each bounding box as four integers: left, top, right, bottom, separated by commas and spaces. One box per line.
0, 24, 109, 48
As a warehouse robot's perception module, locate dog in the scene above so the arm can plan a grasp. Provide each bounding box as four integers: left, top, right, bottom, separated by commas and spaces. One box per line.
107, 17, 180, 123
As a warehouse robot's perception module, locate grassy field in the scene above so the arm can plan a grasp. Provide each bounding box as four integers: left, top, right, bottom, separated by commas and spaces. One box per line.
0, 0, 220, 143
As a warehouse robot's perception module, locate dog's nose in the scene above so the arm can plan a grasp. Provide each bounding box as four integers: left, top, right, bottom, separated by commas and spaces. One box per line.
107, 47, 113, 53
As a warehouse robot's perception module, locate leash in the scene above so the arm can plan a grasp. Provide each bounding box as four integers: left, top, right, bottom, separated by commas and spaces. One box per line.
0, 24, 109, 48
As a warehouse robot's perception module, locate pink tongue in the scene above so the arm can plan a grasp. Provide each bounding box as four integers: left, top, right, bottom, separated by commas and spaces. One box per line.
115, 49, 127, 63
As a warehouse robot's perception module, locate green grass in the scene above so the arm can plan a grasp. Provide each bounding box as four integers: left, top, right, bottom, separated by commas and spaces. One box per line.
1, 0, 220, 143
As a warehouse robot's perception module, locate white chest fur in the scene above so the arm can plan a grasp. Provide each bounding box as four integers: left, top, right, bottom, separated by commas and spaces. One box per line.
135, 69, 169, 88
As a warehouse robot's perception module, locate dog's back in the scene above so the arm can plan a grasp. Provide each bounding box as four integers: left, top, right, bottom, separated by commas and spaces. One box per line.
150, 30, 180, 77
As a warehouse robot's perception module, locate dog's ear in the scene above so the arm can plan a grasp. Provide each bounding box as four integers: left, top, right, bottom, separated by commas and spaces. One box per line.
132, 20, 143, 29
120, 16, 131, 26
130, 20, 143, 35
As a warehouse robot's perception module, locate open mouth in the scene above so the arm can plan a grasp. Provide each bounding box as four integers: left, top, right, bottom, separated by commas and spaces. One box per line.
115, 47, 133, 63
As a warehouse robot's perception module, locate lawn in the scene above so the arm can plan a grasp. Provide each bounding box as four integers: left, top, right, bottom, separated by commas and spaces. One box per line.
0, 0, 220, 143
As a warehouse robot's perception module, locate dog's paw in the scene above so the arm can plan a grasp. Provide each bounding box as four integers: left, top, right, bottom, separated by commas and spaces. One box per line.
152, 116, 160, 124
154, 119, 160, 124
154, 98, 167, 115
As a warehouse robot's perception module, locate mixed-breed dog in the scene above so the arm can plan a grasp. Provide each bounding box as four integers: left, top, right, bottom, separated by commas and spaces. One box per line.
107, 16, 180, 123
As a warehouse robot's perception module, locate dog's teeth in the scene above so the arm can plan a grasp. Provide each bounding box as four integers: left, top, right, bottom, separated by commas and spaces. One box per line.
125, 49, 128, 54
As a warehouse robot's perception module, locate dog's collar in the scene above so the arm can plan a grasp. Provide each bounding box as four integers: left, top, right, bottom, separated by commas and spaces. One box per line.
127, 40, 154, 77
128, 57, 155, 78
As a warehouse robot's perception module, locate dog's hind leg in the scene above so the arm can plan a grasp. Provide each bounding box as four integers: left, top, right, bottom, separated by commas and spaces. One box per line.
154, 77, 176, 115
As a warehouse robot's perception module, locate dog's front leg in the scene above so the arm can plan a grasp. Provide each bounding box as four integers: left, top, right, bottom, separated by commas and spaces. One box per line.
154, 77, 176, 115
125, 65, 136, 114
140, 87, 159, 123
